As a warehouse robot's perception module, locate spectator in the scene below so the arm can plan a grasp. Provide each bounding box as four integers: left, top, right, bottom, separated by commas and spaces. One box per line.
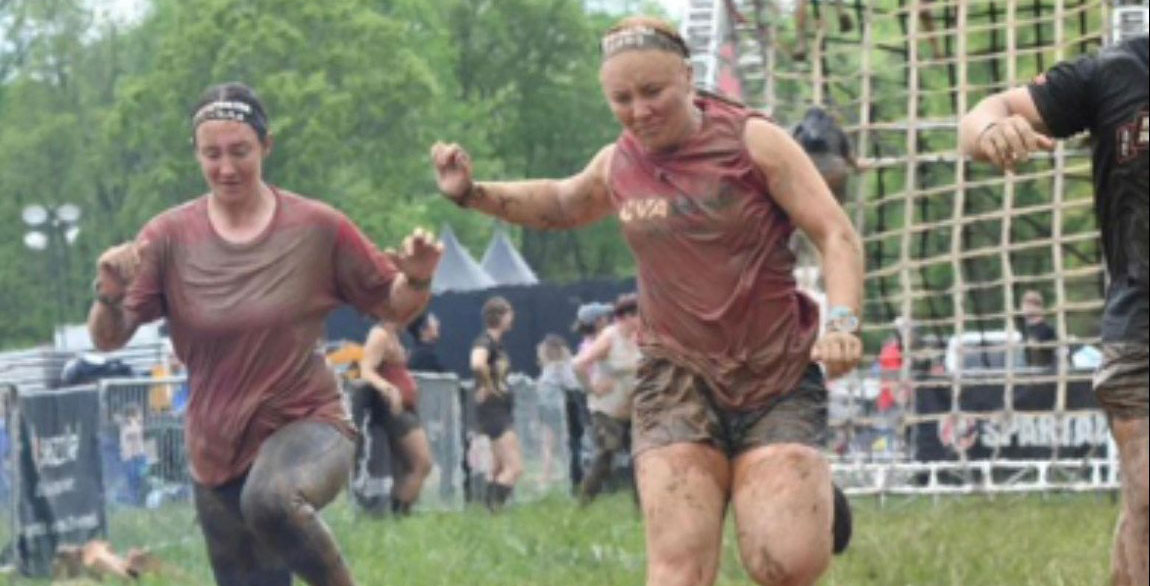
358, 320, 433, 515
470, 296, 521, 511
535, 334, 579, 489
573, 293, 641, 506
118, 404, 148, 506
1020, 290, 1057, 369
567, 302, 613, 491
407, 311, 445, 373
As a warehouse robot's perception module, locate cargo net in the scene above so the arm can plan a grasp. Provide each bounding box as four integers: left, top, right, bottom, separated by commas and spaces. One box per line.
710, 0, 1122, 494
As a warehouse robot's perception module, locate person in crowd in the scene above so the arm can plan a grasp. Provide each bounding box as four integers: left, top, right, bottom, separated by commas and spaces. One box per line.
118, 404, 148, 506
960, 35, 1147, 586
431, 16, 864, 585
573, 293, 641, 506
471, 296, 521, 511
567, 301, 614, 490
535, 334, 580, 488
407, 311, 445, 373
404, 310, 463, 502
359, 320, 433, 515
1020, 290, 1057, 369
88, 81, 442, 586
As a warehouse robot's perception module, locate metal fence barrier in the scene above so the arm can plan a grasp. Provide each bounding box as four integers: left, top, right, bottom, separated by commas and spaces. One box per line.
1, 385, 15, 572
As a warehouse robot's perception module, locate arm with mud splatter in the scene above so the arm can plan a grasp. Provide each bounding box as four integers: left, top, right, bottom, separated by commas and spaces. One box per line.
429, 142, 617, 230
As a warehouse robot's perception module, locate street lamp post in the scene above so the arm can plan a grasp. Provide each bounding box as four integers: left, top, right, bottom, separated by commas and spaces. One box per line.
22, 203, 82, 344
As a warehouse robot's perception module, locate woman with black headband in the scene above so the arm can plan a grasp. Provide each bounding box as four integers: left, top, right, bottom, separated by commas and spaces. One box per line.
89, 82, 442, 586
431, 16, 863, 586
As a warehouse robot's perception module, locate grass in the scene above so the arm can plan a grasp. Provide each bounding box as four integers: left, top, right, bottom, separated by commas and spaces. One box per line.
3, 491, 1119, 585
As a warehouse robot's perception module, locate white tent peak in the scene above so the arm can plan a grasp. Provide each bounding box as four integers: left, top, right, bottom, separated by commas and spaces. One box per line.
481, 226, 538, 286
431, 224, 496, 293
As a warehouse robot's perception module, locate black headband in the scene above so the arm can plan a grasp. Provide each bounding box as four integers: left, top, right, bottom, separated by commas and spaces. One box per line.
192, 100, 268, 140
601, 26, 689, 60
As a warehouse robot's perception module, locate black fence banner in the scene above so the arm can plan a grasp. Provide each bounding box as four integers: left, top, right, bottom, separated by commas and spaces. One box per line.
12, 386, 107, 577
914, 375, 1106, 462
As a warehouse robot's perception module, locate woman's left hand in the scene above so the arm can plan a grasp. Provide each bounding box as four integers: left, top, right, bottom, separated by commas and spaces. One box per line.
811, 332, 863, 380
386, 227, 444, 286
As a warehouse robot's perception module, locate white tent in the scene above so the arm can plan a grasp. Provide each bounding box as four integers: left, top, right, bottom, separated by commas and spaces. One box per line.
431, 224, 496, 294
480, 227, 538, 287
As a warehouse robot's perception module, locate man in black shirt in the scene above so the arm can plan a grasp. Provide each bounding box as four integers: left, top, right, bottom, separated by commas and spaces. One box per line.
961, 35, 1148, 586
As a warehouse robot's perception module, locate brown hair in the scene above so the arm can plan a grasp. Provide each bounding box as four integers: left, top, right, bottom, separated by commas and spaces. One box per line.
482, 296, 513, 329
190, 82, 270, 143
614, 292, 639, 316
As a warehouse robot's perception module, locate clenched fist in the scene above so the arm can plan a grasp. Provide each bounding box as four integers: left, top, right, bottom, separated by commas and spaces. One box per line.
975, 114, 1055, 171
810, 331, 863, 380
430, 142, 475, 205
94, 240, 149, 303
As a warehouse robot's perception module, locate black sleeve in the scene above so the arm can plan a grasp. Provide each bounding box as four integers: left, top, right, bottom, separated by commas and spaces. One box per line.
472, 333, 491, 351
1027, 54, 1099, 139
1035, 322, 1057, 343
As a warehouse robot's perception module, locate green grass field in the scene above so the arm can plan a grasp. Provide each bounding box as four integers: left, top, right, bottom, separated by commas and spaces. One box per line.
4, 491, 1120, 585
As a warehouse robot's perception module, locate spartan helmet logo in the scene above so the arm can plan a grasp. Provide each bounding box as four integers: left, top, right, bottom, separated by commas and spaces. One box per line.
939, 413, 979, 454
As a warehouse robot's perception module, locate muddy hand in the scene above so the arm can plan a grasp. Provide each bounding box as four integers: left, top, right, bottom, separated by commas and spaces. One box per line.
810, 332, 863, 380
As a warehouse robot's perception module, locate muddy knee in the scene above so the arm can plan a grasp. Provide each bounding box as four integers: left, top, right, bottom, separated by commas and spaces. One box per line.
240, 481, 315, 539
649, 556, 716, 586
745, 548, 826, 586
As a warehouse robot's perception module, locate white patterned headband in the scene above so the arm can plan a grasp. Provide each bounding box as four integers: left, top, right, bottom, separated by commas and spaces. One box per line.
601, 26, 690, 60
192, 100, 268, 139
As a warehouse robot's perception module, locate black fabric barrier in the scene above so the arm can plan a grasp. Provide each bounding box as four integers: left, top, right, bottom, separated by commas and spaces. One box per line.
9, 386, 107, 577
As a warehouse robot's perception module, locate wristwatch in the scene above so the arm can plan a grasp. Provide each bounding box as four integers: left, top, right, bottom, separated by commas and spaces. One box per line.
825, 306, 860, 334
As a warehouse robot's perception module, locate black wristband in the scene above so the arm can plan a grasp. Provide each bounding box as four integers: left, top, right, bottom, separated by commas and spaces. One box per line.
452, 183, 479, 209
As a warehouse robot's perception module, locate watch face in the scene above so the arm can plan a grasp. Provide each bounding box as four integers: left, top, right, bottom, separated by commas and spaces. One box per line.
828, 315, 860, 334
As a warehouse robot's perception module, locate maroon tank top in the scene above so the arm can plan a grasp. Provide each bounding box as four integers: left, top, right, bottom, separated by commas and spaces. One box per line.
377, 360, 418, 410
608, 94, 819, 410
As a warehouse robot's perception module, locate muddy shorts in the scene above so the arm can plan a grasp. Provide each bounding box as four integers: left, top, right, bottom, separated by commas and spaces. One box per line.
476, 395, 515, 440
1094, 343, 1149, 421
383, 408, 422, 442
349, 380, 421, 440
590, 411, 630, 453
631, 357, 828, 457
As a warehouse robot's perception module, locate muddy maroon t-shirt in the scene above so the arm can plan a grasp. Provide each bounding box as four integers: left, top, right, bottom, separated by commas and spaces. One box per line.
123, 188, 397, 487
608, 95, 819, 410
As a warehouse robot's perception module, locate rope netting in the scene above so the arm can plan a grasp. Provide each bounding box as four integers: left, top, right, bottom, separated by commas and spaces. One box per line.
687, 0, 1131, 494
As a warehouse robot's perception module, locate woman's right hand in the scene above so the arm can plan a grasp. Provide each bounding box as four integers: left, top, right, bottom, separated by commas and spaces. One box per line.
430, 142, 474, 204
95, 240, 148, 302
975, 114, 1055, 171
376, 384, 403, 414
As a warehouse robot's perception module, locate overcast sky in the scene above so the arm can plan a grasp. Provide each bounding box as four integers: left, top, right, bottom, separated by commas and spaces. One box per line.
657, 0, 688, 22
